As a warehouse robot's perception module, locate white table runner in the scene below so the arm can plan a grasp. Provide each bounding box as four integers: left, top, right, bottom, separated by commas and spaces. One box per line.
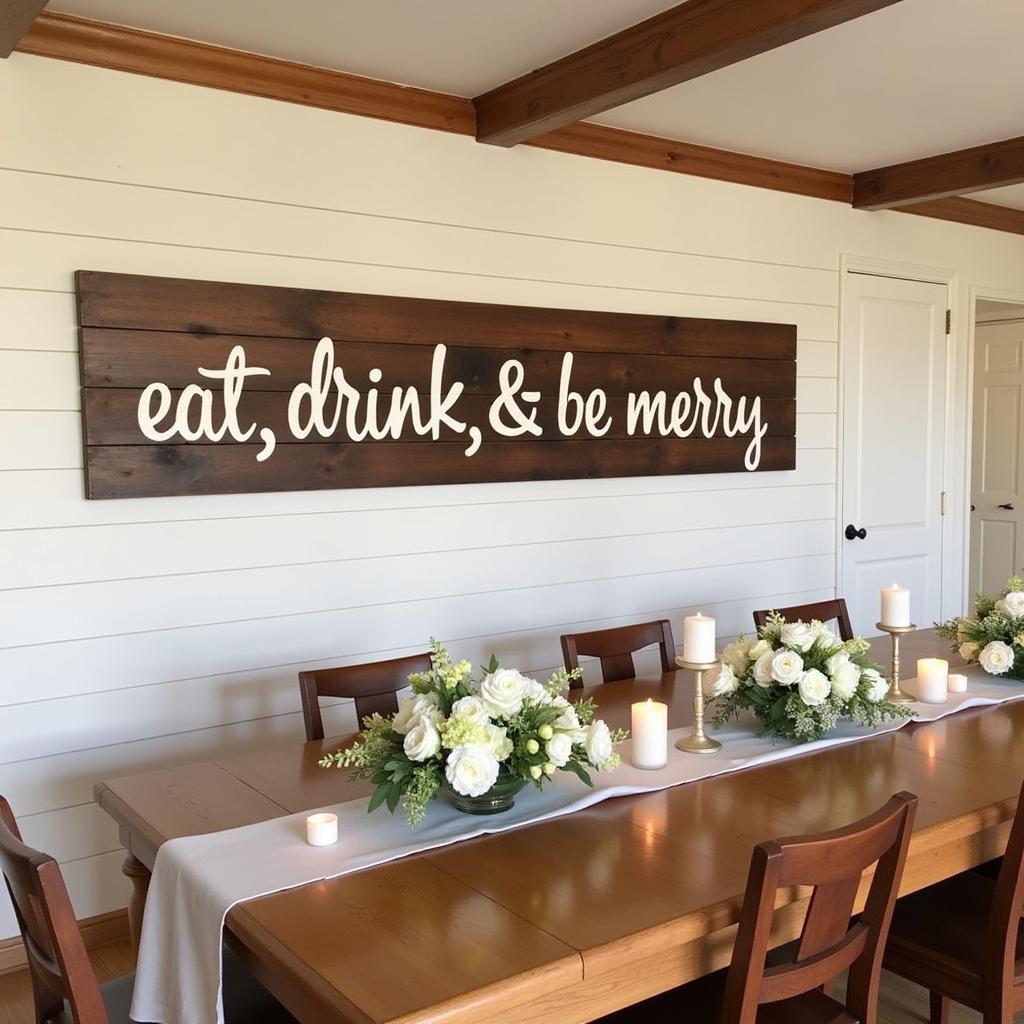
130, 668, 1024, 1024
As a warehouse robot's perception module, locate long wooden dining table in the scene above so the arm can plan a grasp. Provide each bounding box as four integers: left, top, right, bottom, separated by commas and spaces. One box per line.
94, 630, 1024, 1023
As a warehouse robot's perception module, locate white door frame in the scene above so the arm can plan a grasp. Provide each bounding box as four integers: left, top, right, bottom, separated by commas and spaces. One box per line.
965, 283, 1024, 606
836, 254, 959, 621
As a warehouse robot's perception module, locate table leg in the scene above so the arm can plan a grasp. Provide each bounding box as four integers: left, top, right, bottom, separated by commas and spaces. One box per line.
122, 854, 151, 955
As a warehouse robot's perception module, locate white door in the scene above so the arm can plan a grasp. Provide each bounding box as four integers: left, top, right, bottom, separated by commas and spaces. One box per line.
970, 321, 1024, 597
840, 272, 948, 634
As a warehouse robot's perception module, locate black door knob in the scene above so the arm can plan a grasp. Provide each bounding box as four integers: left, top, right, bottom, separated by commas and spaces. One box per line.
845, 524, 867, 541
998, 503, 1015, 511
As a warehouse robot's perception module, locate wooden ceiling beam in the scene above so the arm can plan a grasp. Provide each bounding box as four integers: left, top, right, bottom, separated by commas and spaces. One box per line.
473, 0, 907, 147
854, 135, 1024, 209
13, 12, 1024, 237
0, 0, 47, 57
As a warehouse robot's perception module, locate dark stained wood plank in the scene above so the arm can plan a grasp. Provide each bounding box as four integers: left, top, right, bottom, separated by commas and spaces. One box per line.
84, 388, 796, 445
898, 196, 1024, 237
76, 273, 798, 360
854, 134, 1024, 209
473, 0, 907, 146
84, 436, 796, 498
18, 12, 473, 133
80, 329, 797, 395
0, 0, 46, 57
531, 122, 852, 203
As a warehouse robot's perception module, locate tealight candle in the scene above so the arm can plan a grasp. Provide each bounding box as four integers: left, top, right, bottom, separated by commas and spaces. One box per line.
631, 699, 668, 770
915, 659, 949, 704
306, 812, 338, 847
683, 613, 716, 664
880, 584, 911, 627
948, 673, 968, 694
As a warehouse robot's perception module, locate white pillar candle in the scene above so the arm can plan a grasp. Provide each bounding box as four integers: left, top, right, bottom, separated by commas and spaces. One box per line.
880, 584, 911, 627
683, 613, 716, 664
631, 699, 668, 770
948, 673, 968, 694
306, 812, 338, 846
915, 659, 949, 704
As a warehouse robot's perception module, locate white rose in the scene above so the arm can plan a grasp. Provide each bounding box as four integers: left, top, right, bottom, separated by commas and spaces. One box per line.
959, 641, 980, 661
583, 720, 614, 768
863, 668, 888, 703
830, 660, 861, 701
825, 651, 850, 676
1001, 592, 1024, 617
403, 716, 441, 762
753, 650, 776, 686
478, 668, 529, 717
771, 649, 805, 686
712, 662, 739, 696
481, 723, 513, 761
749, 638, 772, 660
545, 732, 574, 767
816, 626, 840, 651
798, 668, 832, 706
781, 621, 817, 652
554, 706, 584, 741
979, 640, 1015, 676
392, 692, 441, 735
451, 695, 489, 725
445, 743, 500, 797
721, 637, 753, 674
522, 678, 553, 706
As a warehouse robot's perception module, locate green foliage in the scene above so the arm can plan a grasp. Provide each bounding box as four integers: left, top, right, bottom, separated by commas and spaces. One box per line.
936, 576, 1024, 680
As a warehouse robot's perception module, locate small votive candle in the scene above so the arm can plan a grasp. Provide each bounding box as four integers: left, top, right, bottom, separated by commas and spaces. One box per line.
306, 812, 338, 846
915, 659, 949, 704
948, 673, 968, 694
683, 613, 716, 664
880, 584, 911, 627
631, 699, 668, 770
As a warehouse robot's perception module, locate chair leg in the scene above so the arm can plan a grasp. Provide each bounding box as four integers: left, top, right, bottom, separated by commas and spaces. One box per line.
929, 991, 949, 1024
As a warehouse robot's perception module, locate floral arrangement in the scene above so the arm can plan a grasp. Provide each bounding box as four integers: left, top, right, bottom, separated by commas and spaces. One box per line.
319, 639, 626, 826
708, 613, 910, 742
936, 576, 1024, 680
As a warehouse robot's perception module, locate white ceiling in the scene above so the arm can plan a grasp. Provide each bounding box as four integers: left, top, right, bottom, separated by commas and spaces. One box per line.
49, 0, 1024, 190
980, 185, 1024, 211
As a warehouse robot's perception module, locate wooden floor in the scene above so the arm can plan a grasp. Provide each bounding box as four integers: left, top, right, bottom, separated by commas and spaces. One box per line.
0, 938, 1018, 1023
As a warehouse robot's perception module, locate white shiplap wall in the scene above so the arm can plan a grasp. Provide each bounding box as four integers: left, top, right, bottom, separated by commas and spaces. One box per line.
3, 54, 1024, 938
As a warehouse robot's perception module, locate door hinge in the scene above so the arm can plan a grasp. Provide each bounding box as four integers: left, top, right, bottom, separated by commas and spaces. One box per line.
945, 309, 952, 335
941, 491, 947, 516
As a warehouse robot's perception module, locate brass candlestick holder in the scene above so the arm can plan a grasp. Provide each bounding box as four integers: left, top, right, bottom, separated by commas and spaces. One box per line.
876, 622, 917, 704
675, 656, 722, 754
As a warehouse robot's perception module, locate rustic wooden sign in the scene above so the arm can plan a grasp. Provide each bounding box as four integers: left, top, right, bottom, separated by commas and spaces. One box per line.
76, 271, 797, 499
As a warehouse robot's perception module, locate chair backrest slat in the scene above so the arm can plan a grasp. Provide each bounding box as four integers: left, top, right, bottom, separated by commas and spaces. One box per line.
299, 652, 433, 740
560, 620, 675, 688
0, 795, 108, 1024
984, 781, 1024, 1017
721, 791, 917, 1024
752, 599, 854, 641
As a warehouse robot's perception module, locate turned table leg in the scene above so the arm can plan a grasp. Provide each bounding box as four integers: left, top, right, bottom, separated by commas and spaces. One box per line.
122, 854, 151, 955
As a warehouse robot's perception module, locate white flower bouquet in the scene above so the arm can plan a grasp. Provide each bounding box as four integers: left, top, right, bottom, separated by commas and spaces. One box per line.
708, 612, 911, 742
319, 638, 626, 826
936, 576, 1024, 679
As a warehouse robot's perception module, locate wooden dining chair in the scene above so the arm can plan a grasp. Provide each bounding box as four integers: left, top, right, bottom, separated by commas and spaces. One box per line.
753, 598, 854, 641
596, 791, 917, 1024
882, 780, 1024, 1023
299, 651, 432, 740
0, 794, 295, 1024
560, 620, 675, 689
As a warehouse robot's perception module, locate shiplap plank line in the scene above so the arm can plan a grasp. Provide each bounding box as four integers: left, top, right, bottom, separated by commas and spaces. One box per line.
0, 552, 834, 711
1, 519, 835, 647
0, 483, 835, 591
0, 230, 840, 341
0, 170, 838, 309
